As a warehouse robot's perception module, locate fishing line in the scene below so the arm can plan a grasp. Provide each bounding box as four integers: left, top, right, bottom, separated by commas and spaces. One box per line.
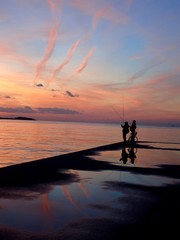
110, 104, 124, 123
122, 94, 125, 123
109, 91, 126, 124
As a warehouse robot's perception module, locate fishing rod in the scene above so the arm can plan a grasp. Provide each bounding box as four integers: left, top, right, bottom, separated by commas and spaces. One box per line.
110, 104, 124, 123
110, 94, 126, 124
122, 95, 125, 123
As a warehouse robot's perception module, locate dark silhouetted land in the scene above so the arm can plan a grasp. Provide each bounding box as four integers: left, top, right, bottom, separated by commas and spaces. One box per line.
0, 116, 35, 121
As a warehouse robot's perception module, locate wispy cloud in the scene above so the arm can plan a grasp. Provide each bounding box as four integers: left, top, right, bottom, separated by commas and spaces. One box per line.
92, 5, 110, 31
61, 46, 95, 82
0, 44, 29, 65
47, 38, 81, 86
37, 107, 79, 115
0, 106, 35, 113
47, 0, 62, 12
75, 47, 95, 74
34, 21, 59, 84
70, 0, 129, 27
127, 59, 163, 84
47, 0, 56, 11
0, 106, 80, 115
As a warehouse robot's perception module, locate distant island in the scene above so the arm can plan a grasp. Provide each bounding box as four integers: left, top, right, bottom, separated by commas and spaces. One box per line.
0, 116, 36, 121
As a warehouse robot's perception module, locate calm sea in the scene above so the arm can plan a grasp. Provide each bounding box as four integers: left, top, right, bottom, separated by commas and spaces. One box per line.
0, 120, 179, 167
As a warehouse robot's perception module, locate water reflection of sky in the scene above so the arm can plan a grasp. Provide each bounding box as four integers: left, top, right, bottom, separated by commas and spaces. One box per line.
93, 146, 180, 167
0, 146, 180, 235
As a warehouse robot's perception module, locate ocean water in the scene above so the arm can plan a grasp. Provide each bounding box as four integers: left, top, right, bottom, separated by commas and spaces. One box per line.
0, 120, 180, 237
0, 120, 179, 167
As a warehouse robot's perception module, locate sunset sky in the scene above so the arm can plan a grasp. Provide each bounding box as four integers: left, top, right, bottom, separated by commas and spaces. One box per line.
0, 0, 179, 126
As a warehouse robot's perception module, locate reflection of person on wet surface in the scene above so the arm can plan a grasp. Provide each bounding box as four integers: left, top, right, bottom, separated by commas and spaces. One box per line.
128, 147, 136, 164
130, 120, 137, 142
120, 147, 137, 165
120, 147, 128, 164
121, 121, 130, 142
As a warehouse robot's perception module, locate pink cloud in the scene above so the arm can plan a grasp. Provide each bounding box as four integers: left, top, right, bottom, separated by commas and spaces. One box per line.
127, 59, 162, 84
46, 38, 82, 87
47, 0, 56, 11
53, 38, 81, 78
69, 0, 129, 29
35, 21, 59, 83
75, 47, 95, 74
126, 72, 180, 117
92, 69, 179, 124
57, 47, 95, 83
0, 44, 29, 65
47, 0, 62, 13
92, 5, 111, 31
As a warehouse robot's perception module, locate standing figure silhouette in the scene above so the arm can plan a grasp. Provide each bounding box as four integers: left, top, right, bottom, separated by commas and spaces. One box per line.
130, 120, 137, 142
121, 121, 130, 142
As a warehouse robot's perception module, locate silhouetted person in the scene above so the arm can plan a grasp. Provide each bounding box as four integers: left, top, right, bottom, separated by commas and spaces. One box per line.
120, 147, 128, 164
130, 120, 137, 142
128, 147, 136, 164
121, 121, 129, 142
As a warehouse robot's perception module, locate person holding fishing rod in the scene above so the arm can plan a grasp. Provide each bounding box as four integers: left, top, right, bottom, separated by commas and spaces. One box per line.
121, 121, 130, 142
